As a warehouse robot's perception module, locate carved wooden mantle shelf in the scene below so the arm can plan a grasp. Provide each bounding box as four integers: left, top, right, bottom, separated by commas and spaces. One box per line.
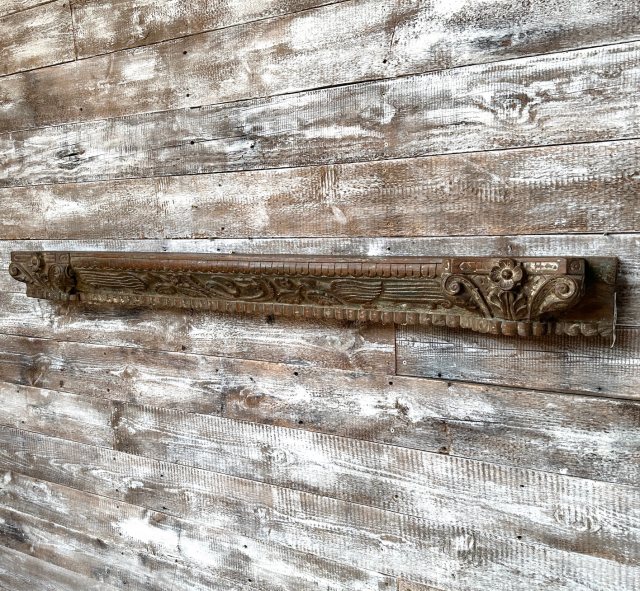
9, 251, 617, 338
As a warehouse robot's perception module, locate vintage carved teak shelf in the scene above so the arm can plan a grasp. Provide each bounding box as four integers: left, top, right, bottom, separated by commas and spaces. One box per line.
9, 251, 618, 338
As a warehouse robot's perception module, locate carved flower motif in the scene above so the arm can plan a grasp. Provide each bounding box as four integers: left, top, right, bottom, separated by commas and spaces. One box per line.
489, 259, 523, 291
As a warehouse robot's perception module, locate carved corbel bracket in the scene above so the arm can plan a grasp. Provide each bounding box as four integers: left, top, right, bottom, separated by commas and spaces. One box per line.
9, 251, 617, 338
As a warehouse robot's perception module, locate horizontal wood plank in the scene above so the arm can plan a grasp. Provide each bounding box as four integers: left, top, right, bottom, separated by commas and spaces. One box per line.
0, 544, 118, 591
1, 393, 639, 564
0, 0, 54, 18
1, 139, 639, 239
0, 472, 393, 591
3, 1, 640, 132
0, 293, 394, 373
399, 582, 446, 591
0, 382, 114, 447
0, 0, 74, 77
70, 0, 346, 57
2, 358, 639, 487
397, 326, 640, 397
0, 333, 390, 410
0, 429, 638, 590
71, 0, 640, 62
1, 234, 638, 325
2, 42, 640, 182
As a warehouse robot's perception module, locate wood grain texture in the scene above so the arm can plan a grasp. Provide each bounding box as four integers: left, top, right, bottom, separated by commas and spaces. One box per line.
3, 0, 640, 132
0, 474, 394, 591
3, 390, 640, 566
2, 41, 640, 177
399, 582, 446, 591
70, 0, 347, 57
2, 360, 639, 488
0, 428, 638, 590
397, 326, 639, 398
0, 382, 114, 448
1, 0, 639, 585
0, 544, 119, 591
1, 139, 639, 239
1, 234, 638, 325
0, 332, 388, 410
0, 291, 394, 373
70, 0, 640, 61
0, 0, 74, 78
0, 0, 55, 18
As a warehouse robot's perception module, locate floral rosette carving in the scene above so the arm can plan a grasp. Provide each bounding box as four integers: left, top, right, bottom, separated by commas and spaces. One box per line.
489, 259, 523, 291
486, 259, 528, 321
441, 257, 585, 323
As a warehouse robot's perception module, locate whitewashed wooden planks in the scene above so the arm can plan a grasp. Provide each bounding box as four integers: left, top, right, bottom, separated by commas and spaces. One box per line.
0, 428, 638, 590
397, 326, 640, 398
70, 0, 348, 57
2, 394, 640, 564
1, 0, 639, 587
1, 367, 639, 487
2, 41, 640, 179
0, 0, 74, 77
0, 290, 395, 372
1, 139, 639, 239
0, 544, 119, 591
70, 0, 640, 61
0, 470, 394, 591
0, 0, 55, 18
3, 0, 640, 132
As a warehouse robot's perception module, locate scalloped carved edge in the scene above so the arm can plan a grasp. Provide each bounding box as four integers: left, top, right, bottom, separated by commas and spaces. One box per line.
8, 251, 617, 338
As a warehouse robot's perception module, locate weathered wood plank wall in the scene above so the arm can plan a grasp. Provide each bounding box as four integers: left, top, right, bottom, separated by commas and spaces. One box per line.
0, 1, 638, 589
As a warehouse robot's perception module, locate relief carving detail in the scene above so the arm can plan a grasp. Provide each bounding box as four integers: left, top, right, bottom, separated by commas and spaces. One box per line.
8, 251, 616, 338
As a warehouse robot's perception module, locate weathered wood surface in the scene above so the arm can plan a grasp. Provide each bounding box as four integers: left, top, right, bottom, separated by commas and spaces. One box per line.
397, 326, 640, 397
70, 0, 347, 57
71, 0, 640, 61
0, 430, 638, 590
0, 382, 113, 448
399, 582, 446, 591
0, 291, 394, 372
1, 234, 638, 325
1, 0, 639, 586
2, 139, 639, 239
0, 544, 119, 591
3, 1, 640, 132
0, 290, 636, 397
0, 0, 55, 18
0, 1, 74, 78
2, 395, 640, 565
2, 41, 640, 177
0, 471, 396, 591
2, 363, 639, 487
